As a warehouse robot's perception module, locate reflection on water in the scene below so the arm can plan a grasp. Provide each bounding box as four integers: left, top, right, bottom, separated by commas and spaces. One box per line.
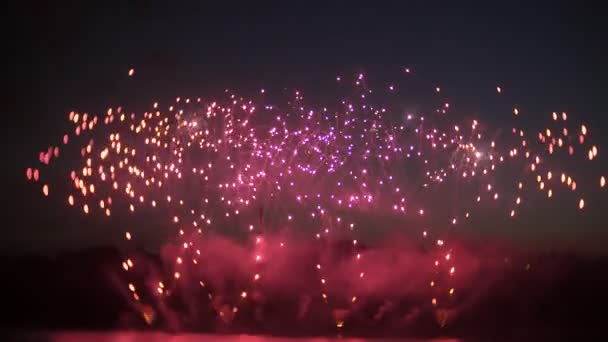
33, 332, 461, 342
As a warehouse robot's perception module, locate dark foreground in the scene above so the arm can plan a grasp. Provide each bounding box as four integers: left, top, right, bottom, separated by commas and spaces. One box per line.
15, 331, 462, 342
2, 246, 607, 340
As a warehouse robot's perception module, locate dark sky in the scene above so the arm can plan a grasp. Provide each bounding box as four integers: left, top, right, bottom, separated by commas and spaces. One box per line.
5, 0, 608, 254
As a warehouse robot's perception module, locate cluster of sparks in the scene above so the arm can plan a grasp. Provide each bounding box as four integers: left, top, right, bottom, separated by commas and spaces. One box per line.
25, 68, 606, 328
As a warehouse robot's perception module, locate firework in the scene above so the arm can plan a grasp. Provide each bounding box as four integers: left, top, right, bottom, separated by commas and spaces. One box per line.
25, 68, 605, 329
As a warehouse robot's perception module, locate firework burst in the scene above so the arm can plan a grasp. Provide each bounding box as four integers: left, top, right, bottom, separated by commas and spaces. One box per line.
25, 68, 605, 329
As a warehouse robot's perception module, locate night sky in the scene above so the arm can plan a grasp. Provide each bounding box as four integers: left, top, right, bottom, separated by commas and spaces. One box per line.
6, 1, 608, 254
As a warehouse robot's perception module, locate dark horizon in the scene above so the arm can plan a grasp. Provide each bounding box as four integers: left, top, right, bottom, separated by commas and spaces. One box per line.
3, 240, 608, 340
